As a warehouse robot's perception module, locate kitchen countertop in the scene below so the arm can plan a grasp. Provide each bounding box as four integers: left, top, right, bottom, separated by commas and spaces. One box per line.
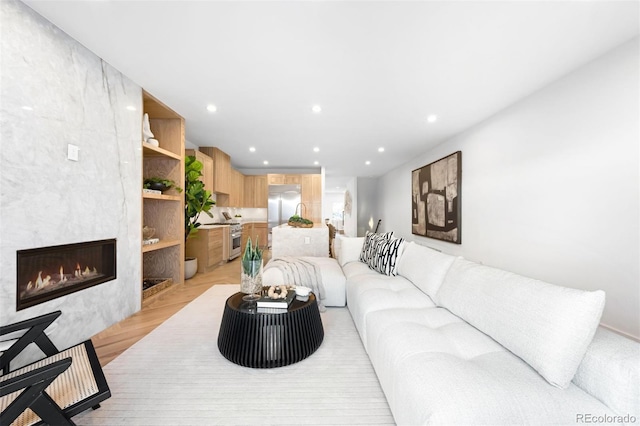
198, 224, 230, 229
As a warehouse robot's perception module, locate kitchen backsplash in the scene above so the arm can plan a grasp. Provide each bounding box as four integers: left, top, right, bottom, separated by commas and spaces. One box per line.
198, 206, 267, 224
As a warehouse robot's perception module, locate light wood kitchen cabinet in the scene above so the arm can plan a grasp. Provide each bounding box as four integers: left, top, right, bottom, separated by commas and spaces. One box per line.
230, 169, 244, 207
267, 174, 285, 185
243, 175, 268, 208
185, 227, 225, 273
185, 149, 213, 194
268, 174, 301, 185
242, 222, 268, 250
142, 90, 185, 300
284, 175, 301, 184
217, 168, 244, 207
199, 147, 231, 194
301, 174, 322, 224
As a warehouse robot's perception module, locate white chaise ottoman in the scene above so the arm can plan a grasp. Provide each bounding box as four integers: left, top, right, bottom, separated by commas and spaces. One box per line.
263, 257, 346, 307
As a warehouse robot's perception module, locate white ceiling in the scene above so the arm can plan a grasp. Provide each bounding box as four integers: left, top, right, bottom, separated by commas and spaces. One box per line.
22, 1, 639, 181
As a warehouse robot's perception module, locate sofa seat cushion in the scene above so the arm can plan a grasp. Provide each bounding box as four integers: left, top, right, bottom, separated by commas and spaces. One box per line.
342, 260, 379, 280
436, 258, 605, 388
345, 272, 435, 346
366, 308, 616, 425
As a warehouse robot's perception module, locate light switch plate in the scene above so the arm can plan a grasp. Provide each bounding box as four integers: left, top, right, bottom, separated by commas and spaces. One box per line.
67, 144, 79, 161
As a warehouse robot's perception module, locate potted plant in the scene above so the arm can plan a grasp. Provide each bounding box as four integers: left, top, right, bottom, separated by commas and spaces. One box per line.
240, 236, 263, 302
184, 155, 215, 279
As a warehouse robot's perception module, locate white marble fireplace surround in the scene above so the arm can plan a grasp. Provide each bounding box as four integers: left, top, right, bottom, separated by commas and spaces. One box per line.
0, 0, 142, 365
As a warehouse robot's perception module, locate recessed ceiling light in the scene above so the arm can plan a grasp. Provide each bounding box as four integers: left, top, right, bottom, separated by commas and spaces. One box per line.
263, 160, 269, 165
21, 106, 33, 111
427, 114, 438, 123
207, 104, 217, 113
126, 105, 137, 111
314, 161, 319, 165
365, 161, 371, 165
312, 105, 322, 113
378, 147, 385, 153
313, 147, 320, 153
249, 147, 256, 152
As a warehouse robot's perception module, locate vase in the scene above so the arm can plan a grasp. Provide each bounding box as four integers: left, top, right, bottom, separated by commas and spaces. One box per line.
185, 257, 198, 280
241, 259, 263, 302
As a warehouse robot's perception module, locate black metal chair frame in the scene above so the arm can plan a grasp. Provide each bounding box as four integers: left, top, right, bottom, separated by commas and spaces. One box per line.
0, 310, 111, 426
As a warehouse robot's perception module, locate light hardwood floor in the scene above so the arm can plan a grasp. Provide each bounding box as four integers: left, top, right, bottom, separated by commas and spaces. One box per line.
91, 253, 268, 366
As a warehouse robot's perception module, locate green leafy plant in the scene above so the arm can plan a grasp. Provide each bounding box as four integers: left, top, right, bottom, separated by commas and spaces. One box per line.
185, 155, 215, 241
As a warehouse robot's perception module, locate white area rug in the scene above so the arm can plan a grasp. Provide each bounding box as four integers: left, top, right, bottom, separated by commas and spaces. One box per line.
75, 285, 394, 425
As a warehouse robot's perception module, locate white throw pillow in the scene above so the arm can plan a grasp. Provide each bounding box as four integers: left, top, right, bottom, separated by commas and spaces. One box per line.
396, 242, 457, 298
436, 258, 605, 388
368, 236, 405, 276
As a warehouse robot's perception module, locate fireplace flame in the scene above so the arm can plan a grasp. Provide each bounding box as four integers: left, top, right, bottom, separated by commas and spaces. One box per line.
25, 263, 100, 293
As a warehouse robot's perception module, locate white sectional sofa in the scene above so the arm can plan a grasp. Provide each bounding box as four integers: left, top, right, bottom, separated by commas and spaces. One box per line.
336, 234, 640, 425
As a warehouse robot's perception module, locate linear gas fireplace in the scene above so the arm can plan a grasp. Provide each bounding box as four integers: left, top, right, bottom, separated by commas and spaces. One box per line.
17, 239, 116, 310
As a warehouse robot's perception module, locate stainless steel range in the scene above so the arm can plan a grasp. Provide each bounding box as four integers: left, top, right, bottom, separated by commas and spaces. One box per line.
229, 223, 242, 260
210, 222, 242, 260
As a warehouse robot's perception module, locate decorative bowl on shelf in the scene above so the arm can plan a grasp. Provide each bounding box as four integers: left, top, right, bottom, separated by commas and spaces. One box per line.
147, 181, 170, 192
142, 226, 156, 240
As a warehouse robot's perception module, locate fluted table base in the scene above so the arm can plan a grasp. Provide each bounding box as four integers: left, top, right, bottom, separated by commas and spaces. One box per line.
218, 292, 324, 368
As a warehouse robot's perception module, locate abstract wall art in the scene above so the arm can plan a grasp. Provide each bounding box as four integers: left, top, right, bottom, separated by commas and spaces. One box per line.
411, 151, 461, 244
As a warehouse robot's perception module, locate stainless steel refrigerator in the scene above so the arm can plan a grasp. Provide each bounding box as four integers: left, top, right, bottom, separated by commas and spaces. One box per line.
268, 185, 301, 234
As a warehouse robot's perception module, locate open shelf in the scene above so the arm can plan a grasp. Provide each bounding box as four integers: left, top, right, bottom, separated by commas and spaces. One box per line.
143, 142, 182, 160
142, 239, 182, 253
142, 192, 182, 201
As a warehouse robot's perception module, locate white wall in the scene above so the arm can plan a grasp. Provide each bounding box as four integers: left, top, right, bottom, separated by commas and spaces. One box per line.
378, 38, 639, 339
357, 177, 381, 236
0, 0, 142, 355
343, 177, 358, 237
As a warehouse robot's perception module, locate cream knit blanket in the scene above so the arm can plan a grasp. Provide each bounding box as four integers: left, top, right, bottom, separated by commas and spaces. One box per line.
264, 257, 326, 312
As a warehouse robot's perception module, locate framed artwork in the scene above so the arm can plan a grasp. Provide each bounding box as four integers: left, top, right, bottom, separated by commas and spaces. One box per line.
411, 151, 461, 244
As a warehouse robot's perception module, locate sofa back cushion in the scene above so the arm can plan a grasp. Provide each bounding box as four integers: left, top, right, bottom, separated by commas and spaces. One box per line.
572, 327, 640, 417
436, 258, 605, 388
397, 242, 457, 299
336, 236, 365, 266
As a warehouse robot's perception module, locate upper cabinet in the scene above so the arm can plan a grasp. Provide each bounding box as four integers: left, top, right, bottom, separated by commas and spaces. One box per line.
301, 174, 322, 224
200, 147, 231, 194
244, 175, 268, 208
228, 169, 244, 207
141, 91, 185, 298
268, 174, 301, 185
185, 149, 213, 194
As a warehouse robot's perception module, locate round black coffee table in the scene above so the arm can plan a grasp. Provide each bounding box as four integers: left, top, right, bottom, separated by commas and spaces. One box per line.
217, 291, 324, 368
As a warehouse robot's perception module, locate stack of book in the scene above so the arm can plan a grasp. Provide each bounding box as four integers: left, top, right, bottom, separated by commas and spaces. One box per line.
256, 289, 296, 312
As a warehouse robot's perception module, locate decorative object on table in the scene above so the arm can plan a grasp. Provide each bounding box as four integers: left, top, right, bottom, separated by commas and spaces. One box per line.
143, 177, 180, 193
142, 113, 159, 146
240, 236, 263, 302
294, 286, 311, 302
256, 285, 297, 308
411, 151, 461, 244
184, 155, 215, 279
